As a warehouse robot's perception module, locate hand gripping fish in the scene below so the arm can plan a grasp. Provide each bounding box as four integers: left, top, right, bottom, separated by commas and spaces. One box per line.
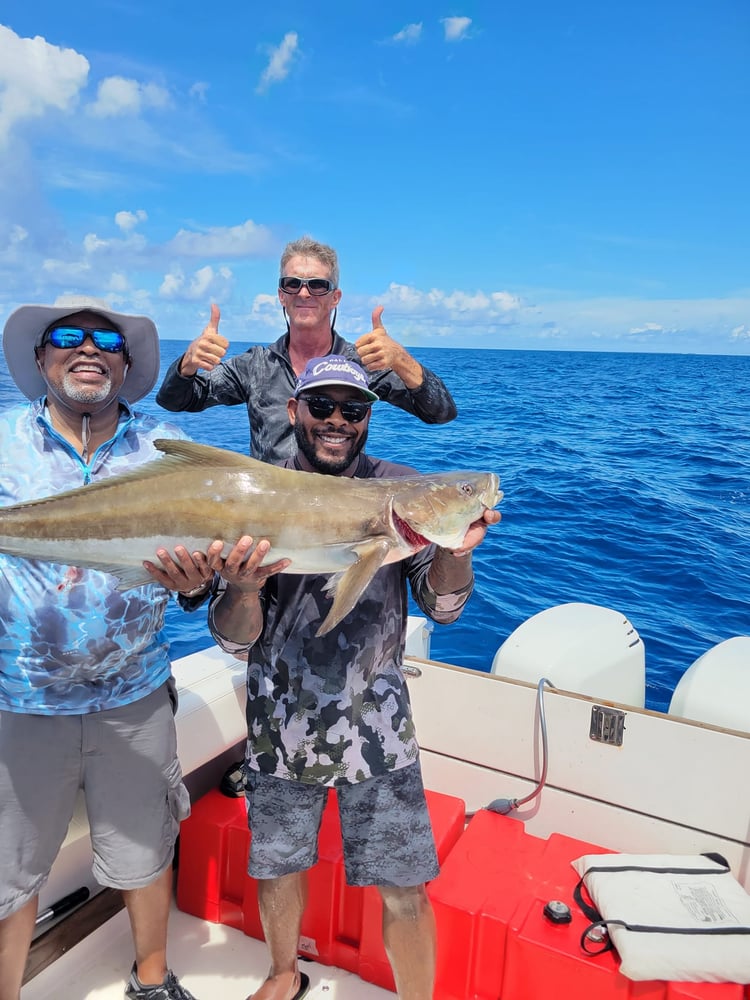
0, 440, 502, 635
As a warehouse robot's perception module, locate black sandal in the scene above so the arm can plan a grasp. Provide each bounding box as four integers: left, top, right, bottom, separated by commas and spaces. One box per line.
219, 759, 246, 797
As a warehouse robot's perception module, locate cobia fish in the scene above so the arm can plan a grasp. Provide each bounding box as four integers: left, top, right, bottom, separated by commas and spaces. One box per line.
0, 440, 502, 635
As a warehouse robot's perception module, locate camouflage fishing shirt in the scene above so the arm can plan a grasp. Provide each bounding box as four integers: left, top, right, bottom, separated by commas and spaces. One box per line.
156, 330, 457, 462
209, 453, 474, 787
0, 399, 188, 715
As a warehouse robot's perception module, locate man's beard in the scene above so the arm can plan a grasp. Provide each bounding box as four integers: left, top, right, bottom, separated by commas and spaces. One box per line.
60, 372, 113, 405
294, 421, 367, 475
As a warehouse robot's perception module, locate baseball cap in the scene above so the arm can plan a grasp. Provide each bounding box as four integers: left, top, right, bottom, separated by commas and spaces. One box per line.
294, 355, 378, 402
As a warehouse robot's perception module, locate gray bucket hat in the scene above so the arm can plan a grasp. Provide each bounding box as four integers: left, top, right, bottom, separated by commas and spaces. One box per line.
2, 294, 160, 403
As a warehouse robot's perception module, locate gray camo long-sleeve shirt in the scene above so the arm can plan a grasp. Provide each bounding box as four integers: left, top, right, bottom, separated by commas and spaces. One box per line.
156, 330, 457, 462
208, 453, 474, 787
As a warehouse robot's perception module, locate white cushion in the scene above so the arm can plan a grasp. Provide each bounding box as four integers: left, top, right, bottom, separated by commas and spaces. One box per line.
572, 853, 750, 983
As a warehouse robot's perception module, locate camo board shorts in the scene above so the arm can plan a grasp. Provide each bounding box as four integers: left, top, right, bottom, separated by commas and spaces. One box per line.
244, 760, 440, 887
0, 681, 190, 919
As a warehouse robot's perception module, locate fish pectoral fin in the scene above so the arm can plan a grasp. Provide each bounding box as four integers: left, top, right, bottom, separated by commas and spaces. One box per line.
316, 538, 392, 637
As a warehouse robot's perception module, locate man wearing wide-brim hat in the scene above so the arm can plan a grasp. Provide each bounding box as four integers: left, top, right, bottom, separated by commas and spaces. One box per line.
0, 295, 209, 1000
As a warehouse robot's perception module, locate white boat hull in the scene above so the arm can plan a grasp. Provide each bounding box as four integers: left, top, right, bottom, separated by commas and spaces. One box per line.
23, 613, 750, 995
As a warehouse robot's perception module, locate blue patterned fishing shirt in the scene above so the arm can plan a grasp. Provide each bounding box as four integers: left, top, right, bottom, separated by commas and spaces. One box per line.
0, 399, 189, 715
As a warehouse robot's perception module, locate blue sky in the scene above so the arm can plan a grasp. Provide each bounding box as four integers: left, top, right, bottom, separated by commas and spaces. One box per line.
1, 1, 748, 354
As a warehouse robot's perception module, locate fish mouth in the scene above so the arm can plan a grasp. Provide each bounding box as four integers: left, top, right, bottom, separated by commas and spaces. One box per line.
393, 511, 429, 548
482, 474, 502, 508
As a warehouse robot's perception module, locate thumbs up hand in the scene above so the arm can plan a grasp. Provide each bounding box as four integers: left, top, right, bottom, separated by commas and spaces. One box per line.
179, 303, 230, 376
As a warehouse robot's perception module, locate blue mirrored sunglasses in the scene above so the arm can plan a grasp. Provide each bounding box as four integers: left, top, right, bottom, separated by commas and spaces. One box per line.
41, 326, 127, 354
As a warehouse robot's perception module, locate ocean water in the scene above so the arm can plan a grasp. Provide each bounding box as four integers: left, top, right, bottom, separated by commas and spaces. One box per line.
1, 342, 748, 714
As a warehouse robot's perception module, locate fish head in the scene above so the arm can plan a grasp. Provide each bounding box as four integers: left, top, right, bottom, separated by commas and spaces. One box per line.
391, 472, 502, 550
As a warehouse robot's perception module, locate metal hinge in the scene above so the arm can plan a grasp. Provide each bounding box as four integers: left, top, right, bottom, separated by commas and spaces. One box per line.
590, 705, 626, 746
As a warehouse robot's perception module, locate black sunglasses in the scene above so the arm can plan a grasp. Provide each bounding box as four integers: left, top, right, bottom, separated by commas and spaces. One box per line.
41, 326, 127, 354
279, 276, 336, 296
298, 395, 372, 423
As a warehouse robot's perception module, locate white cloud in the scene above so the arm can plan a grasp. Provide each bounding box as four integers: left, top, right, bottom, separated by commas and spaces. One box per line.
159, 264, 233, 301
380, 282, 521, 321
79, 229, 147, 257
441, 290, 492, 312
115, 210, 148, 232
380, 283, 424, 309
87, 76, 171, 118
83, 233, 108, 253
189, 81, 209, 103
107, 272, 129, 293
491, 291, 523, 311
0, 25, 89, 144
256, 32, 299, 94
187, 265, 217, 299
393, 23, 423, 45
249, 292, 283, 332
629, 322, 664, 334
441, 17, 472, 42
41, 258, 92, 280
167, 219, 274, 258
9, 224, 28, 246
323, 285, 748, 351
159, 270, 184, 297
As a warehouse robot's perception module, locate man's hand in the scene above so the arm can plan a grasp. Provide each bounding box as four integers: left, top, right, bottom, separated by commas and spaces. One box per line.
144, 536, 291, 599
143, 545, 214, 593
206, 537, 290, 647
449, 508, 502, 557
427, 508, 501, 595
355, 306, 424, 389
427, 510, 500, 594
207, 536, 290, 592
178, 303, 229, 377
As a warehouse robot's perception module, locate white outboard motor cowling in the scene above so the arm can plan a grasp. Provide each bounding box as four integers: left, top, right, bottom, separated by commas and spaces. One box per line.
669, 636, 750, 731
491, 602, 645, 707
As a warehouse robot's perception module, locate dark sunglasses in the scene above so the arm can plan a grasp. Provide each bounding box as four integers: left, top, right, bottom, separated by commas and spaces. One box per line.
298, 394, 372, 423
279, 276, 336, 296
41, 326, 127, 354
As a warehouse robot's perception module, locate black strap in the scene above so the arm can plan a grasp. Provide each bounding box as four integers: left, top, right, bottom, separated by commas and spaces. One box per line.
581, 917, 750, 952
581, 860, 730, 878
573, 877, 615, 954
573, 875, 602, 924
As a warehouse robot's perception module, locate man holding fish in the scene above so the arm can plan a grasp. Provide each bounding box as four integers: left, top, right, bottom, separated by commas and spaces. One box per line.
157, 230, 460, 799
156, 234, 457, 462
0, 296, 498, 999
0, 297, 209, 1000
202, 356, 500, 1000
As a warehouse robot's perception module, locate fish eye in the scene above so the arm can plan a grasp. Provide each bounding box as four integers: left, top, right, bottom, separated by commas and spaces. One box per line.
459, 482, 475, 496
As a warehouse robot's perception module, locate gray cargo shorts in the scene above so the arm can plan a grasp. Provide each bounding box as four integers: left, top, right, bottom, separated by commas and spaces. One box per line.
244, 760, 439, 887
0, 680, 190, 919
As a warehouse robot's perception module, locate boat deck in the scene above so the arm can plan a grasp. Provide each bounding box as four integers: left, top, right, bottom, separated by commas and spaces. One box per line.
24, 902, 392, 1000
23, 640, 750, 998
